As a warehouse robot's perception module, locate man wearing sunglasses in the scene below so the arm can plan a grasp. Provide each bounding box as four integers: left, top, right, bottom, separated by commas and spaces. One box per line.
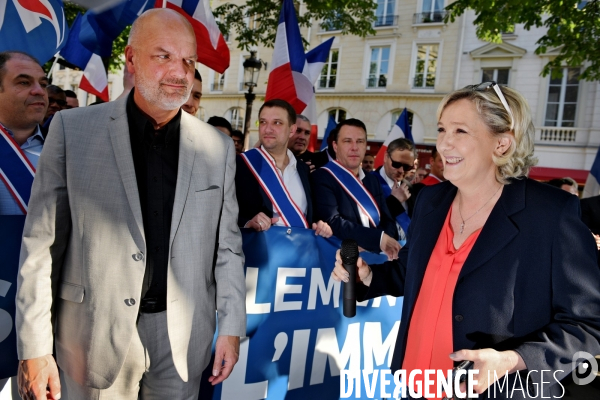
373, 138, 417, 244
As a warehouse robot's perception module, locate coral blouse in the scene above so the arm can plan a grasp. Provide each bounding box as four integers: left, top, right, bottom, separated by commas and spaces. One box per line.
401, 206, 481, 399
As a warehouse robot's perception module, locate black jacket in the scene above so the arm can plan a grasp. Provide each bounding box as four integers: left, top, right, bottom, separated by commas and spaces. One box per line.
360, 178, 600, 398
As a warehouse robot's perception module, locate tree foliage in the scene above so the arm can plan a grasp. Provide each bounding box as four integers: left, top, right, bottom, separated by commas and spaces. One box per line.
446, 0, 600, 81
213, 0, 377, 51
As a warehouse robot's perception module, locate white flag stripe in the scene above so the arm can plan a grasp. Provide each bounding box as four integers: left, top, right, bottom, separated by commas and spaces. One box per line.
83, 53, 108, 93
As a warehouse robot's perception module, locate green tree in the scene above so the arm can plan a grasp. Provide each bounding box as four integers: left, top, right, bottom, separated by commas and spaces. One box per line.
446, 0, 600, 81
213, 0, 377, 51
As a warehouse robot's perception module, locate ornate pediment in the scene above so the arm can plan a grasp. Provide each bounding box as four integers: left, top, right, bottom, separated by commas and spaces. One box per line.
470, 42, 527, 59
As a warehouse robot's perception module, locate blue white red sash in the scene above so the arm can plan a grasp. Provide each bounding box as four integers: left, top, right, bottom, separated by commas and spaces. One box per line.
322, 160, 380, 227
241, 148, 309, 228
0, 125, 36, 214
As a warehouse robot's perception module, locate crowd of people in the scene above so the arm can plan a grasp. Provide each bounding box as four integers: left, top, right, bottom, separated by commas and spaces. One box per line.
2, 7, 600, 400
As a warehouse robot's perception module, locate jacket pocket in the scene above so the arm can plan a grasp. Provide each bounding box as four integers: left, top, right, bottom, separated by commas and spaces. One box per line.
196, 184, 220, 192
58, 281, 85, 303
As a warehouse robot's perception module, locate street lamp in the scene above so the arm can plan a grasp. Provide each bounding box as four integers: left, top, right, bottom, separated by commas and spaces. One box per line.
242, 50, 264, 150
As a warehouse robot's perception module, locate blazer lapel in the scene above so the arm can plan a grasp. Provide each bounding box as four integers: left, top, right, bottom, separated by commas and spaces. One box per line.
108, 103, 144, 243
298, 164, 313, 222
458, 179, 525, 280
169, 114, 196, 246
405, 183, 456, 301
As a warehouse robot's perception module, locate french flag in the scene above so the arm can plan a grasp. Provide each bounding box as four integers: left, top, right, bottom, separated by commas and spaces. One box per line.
583, 149, 600, 198
265, 0, 313, 114
156, 0, 230, 74
374, 108, 413, 169
60, 13, 108, 101
79, 0, 153, 58
320, 115, 337, 151
301, 38, 334, 151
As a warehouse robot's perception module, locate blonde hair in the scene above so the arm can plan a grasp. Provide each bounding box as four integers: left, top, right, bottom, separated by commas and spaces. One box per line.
436, 85, 537, 184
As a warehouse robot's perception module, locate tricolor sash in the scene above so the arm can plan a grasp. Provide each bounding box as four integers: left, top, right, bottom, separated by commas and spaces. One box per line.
0, 125, 36, 214
321, 160, 380, 227
373, 171, 410, 243
241, 148, 309, 228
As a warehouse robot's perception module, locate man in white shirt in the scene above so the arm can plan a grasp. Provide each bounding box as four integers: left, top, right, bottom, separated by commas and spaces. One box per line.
235, 99, 331, 236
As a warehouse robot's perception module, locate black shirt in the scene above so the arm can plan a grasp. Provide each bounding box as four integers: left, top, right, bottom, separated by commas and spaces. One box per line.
126, 90, 181, 302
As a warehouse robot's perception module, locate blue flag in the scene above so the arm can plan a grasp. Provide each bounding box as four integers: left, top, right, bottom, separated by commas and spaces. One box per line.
320, 116, 337, 151
0, 0, 68, 64
79, 0, 154, 57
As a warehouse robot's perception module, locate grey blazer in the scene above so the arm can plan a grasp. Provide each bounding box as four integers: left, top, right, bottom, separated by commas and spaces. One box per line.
16, 97, 246, 388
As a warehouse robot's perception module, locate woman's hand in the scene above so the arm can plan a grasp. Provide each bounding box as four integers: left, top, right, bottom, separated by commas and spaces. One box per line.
449, 348, 526, 395
331, 250, 372, 286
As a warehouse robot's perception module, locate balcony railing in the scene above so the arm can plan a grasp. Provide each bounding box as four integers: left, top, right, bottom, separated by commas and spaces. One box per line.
413, 11, 447, 24
367, 75, 387, 88
374, 15, 398, 27
536, 127, 578, 143
412, 75, 435, 89
320, 20, 340, 32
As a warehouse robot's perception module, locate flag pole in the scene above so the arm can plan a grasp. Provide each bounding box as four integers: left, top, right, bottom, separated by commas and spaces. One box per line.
46, 52, 61, 82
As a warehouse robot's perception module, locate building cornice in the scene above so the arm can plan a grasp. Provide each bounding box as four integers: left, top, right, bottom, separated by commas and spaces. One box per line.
201, 91, 447, 100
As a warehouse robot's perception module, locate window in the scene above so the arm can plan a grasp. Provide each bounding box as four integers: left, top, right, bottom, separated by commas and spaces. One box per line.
367, 46, 390, 88
544, 68, 580, 127
413, 44, 438, 88
321, 12, 342, 31
226, 107, 245, 131
215, 16, 229, 42
211, 72, 225, 92
329, 108, 346, 124
389, 110, 414, 133
318, 49, 339, 89
375, 0, 396, 27
482, 68, 510, 85
414, 0, 445, 23
244, 14, 260, 30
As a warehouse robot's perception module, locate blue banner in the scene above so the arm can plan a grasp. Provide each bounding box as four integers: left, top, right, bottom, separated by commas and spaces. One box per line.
0, 216, 26, 379
205, 227, 402, 399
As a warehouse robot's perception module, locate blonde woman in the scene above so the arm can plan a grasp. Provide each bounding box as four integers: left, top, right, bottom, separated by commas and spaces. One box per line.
333, 82, 600, 399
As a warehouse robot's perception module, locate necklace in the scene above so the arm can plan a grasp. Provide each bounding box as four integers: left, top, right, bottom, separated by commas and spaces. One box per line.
458, 184, 502, 234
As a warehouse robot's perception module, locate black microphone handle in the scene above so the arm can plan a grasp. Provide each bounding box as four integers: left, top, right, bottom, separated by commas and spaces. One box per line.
342, 259, 356, 318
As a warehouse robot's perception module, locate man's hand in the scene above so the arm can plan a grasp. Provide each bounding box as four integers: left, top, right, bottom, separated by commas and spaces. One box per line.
593, 233, 600, 250
312, 220, 333, 238
246, 212, 278, 232
18, 354, 61, 400
380, 233, 401, 260
449, 348, 526, 395
391, 181, 411, 203
305, 160, 316, 172
209, 336, 240, 386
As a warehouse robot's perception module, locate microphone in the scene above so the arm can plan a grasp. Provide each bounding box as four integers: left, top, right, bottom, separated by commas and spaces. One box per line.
340, 239, 358, 318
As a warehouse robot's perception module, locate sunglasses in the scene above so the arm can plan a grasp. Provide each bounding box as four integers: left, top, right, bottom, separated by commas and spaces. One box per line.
49, 98, 67, 107
465, 81, 514, 127
389, 158, 415, 172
